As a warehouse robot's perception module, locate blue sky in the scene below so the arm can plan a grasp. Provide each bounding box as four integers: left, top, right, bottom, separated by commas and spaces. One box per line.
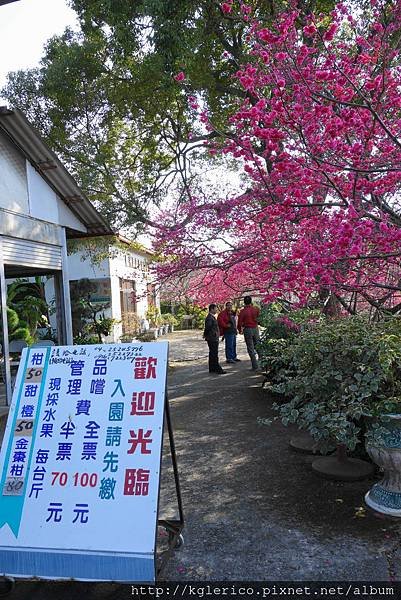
0, 0, 78, 90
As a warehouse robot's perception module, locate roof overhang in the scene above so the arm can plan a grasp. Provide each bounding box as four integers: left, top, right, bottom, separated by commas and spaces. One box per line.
0, 107, 113, 237
0, 1, 20, 5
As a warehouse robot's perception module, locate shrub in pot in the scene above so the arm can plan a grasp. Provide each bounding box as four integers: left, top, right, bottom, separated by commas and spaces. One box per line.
362, 318, 401, 514
162, 313, 179, 332
271, 317, 385, 479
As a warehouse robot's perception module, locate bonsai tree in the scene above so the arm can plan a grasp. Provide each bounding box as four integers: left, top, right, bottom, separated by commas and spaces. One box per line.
0, 307, 32, 345
70, 278, 116, 344
7, 278, 49, 341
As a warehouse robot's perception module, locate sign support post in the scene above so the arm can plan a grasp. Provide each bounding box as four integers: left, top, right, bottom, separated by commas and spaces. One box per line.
157, 392, 185, 576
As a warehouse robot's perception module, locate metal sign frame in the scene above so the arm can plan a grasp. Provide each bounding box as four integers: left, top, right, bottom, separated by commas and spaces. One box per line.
157, 393, 185, 576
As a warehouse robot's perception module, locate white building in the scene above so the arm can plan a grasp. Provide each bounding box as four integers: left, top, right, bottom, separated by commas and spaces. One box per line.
67, 235, 159, 342
0, 107, 112, 404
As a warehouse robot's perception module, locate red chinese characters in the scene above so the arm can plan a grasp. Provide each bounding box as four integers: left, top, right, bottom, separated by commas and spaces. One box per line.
133, 357, 157, 379
127, 429, 153, 455
130, 391, 155, 416
123, 468, 150, 496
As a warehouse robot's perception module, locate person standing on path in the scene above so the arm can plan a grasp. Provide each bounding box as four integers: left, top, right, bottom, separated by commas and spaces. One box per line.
217, 302, 241, 364
237, 296, 260, 370
203, 304, 226, 374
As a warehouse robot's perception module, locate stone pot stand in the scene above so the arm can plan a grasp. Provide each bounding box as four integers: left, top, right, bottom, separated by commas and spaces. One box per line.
365, 414, 401, 517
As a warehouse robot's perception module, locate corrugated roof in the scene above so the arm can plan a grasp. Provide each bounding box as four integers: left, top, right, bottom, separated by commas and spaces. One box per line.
0, 107, 114, 237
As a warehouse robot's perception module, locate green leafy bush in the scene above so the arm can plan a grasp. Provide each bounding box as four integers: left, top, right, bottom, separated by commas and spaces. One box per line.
258, 303, 318, 385
174, 304, 208, 329
161, 313, 179, 327
0, 307, 32, 345
271, 317, 401, 453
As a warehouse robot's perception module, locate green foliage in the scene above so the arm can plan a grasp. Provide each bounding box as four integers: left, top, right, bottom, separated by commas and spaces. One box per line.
5, 279, 49, 343
174, 303, 207, 329
0, 308, 31, 345
258, 303, 319, 384
270, 317, 401, 452
1, 0, 336, 230
70, 278, 116, 343
6, 307, 19, 333
146, 305, 162, 327
161, 312, 179, 327
10, 327, 32, 344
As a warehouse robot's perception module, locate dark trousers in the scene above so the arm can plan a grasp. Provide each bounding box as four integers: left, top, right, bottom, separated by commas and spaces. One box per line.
207, 339, 220, 372
243, 327, 260, 369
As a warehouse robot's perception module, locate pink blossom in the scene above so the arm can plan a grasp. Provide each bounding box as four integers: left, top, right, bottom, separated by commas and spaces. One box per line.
258, 29, 279, 44
323, 23, 338, 41
303, 24, 317, 36
240, 4, 252, 14
173, 71, 186, 82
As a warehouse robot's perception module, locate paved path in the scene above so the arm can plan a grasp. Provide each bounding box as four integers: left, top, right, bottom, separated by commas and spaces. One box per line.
2, 331, 401, 597
159, 331, 400, 581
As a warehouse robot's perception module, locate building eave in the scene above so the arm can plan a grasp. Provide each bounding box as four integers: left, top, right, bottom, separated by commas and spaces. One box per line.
0, 107, 114, 237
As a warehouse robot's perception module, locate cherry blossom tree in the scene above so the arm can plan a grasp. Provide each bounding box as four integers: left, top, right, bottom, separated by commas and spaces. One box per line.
154, 0, 401, 314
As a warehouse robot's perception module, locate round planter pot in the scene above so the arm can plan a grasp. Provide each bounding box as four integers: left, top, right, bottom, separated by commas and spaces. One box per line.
365, 414, 401, 517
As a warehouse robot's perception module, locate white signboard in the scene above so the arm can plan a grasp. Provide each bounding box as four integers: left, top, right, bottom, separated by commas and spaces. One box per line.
0, 342, 168, 583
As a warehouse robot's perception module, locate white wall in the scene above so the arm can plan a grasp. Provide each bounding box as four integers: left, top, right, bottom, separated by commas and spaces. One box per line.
68, 248, 111, 280
26, 162, 59, 223
0, 131, 87, 233
27, 163, 87, 232
109, 248, 153, 314
0, 131, 29, 213
56, 196, 87, 232
67, 243, 157, 342
109, 249, 153, 341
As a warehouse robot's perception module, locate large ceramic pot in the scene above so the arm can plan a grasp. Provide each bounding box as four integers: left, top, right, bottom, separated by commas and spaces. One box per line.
365, 414, 401, 516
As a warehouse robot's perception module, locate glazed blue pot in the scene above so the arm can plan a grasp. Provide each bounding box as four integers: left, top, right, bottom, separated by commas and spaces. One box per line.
365, 414, 401, 516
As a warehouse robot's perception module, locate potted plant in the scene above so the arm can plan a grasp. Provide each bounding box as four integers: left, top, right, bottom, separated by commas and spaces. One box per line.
161, 313, 179, 333
146, 306, 160, 338
271, 317, 382, 480
154, 314, 164, 336
361, 318, 401, 515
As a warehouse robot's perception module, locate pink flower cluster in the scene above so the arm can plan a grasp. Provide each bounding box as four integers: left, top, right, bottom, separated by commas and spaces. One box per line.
156, 1, 401, 309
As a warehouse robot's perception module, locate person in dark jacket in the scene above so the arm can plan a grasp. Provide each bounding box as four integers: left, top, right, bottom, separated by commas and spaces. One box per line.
203, 304, 226, 374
